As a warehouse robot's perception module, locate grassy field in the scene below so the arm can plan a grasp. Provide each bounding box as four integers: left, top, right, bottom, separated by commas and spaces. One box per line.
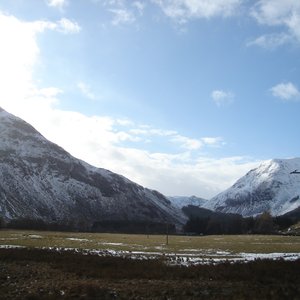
1, 230, 300, 299
1, 229, 300, 259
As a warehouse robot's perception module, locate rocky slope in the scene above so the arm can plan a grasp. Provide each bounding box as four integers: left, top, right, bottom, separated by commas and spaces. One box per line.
0, 107, 185, 228
203, 158, 300, 217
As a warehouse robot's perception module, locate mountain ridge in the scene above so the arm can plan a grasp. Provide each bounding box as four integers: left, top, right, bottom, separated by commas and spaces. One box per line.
0, 107, 186, 230
203, 158, 300, 217
168, 195, 207, 209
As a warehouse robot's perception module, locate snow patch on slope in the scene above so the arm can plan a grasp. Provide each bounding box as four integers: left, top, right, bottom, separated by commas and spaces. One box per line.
168, 195, 206, 209
203, 158, 300, 217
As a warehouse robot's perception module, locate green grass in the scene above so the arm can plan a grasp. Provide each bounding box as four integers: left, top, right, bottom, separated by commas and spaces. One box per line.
1, 229, 300, 256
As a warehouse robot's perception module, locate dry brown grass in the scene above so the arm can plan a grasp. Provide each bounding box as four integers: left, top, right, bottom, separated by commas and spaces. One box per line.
1, 247, 300, 299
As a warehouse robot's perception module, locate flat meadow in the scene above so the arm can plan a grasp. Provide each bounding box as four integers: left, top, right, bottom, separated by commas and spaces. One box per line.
1, 229, 300, 263
1, 230, 300, 299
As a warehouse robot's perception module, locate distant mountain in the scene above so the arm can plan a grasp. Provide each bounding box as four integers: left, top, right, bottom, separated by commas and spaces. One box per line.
203, 158, 300, 217
168, 195, 206, 209
0, 107, 186, 230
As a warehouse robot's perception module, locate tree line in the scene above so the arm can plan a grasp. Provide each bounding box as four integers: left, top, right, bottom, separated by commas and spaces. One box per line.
0, 204, 298, 235
183, 209, 296, 235
0, 217, 176, 234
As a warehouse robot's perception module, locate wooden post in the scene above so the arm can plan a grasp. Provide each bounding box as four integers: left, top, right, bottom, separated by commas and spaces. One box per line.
166, 223, 169, 246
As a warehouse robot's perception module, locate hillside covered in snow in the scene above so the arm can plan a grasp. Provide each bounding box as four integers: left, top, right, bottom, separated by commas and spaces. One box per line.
0, 108, 185, 230
203, 158, 300, 217
168, 195, 206, 209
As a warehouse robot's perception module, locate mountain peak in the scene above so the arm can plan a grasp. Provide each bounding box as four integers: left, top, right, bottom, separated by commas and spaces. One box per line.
203, 158, 300, 217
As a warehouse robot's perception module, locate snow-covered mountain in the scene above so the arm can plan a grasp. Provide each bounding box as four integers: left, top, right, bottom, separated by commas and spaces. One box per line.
0, 107, 185, 228
168, 195, 206, 209
203, 158, 300, 217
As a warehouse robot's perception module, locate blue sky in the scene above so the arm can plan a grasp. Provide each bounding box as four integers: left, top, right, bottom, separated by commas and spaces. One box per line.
0, 0, 300, 198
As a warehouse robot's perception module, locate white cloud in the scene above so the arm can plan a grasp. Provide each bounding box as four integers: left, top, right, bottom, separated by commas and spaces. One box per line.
128, 127, 224, 151
152, 0, 242, 23
211, 90, 234, 107
56, 18, 81, 34
250, 0, 300, 47
170, 135, 203, 150
109, 8, 136, 25
247, 33, 292, 49
201, 137, 224, 147
98, 0, 145, 26
270, 82, 300, 101
77, 82, 96, 100
0, 12, 80, 115
132, 1, 146, 15
46, 0, 67, 9
0, 11, 262, 199
23, 18, 81, 35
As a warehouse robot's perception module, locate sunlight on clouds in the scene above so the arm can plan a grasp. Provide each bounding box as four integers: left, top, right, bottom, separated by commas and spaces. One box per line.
0, 12, 80, 115
0, 10, 262, 199
270, 82, 300, 101
0, 12, 41, 114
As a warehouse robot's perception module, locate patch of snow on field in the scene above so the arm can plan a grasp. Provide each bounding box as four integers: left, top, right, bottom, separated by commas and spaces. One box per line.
66, 238, 89, 242
240, 252, 300, 261
154, 246, 166, 250
1, 244, 300, 265
28, 235, 43, 239
100, 242, 124, 246
0, 245, 26, 249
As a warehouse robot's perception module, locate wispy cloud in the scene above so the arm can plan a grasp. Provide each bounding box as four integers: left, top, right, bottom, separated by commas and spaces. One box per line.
152, 0, 242, 23
56, 18, 81, 34
250, 0, 300, 48
246, 32, 292, 49
46, 0, 68, 9
132, 1, 146, 15
109, 8, 136, 25
27, 18, 81, 34
97, 0, 141, 26
270, 82, 300, 101
77, 82, 96, 100
202, 137, 224, 147
170, 135, 203, 150
211, 90, 235, 107
129, 126, 223, 151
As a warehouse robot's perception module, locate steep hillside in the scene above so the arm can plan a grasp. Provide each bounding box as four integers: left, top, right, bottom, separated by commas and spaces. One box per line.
203, 158, 300, 217
0, 108, 185, 229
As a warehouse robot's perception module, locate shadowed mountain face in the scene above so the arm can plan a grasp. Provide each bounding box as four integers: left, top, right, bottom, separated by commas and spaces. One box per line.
203, 159, 300, 217
0, 108, 185, 228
